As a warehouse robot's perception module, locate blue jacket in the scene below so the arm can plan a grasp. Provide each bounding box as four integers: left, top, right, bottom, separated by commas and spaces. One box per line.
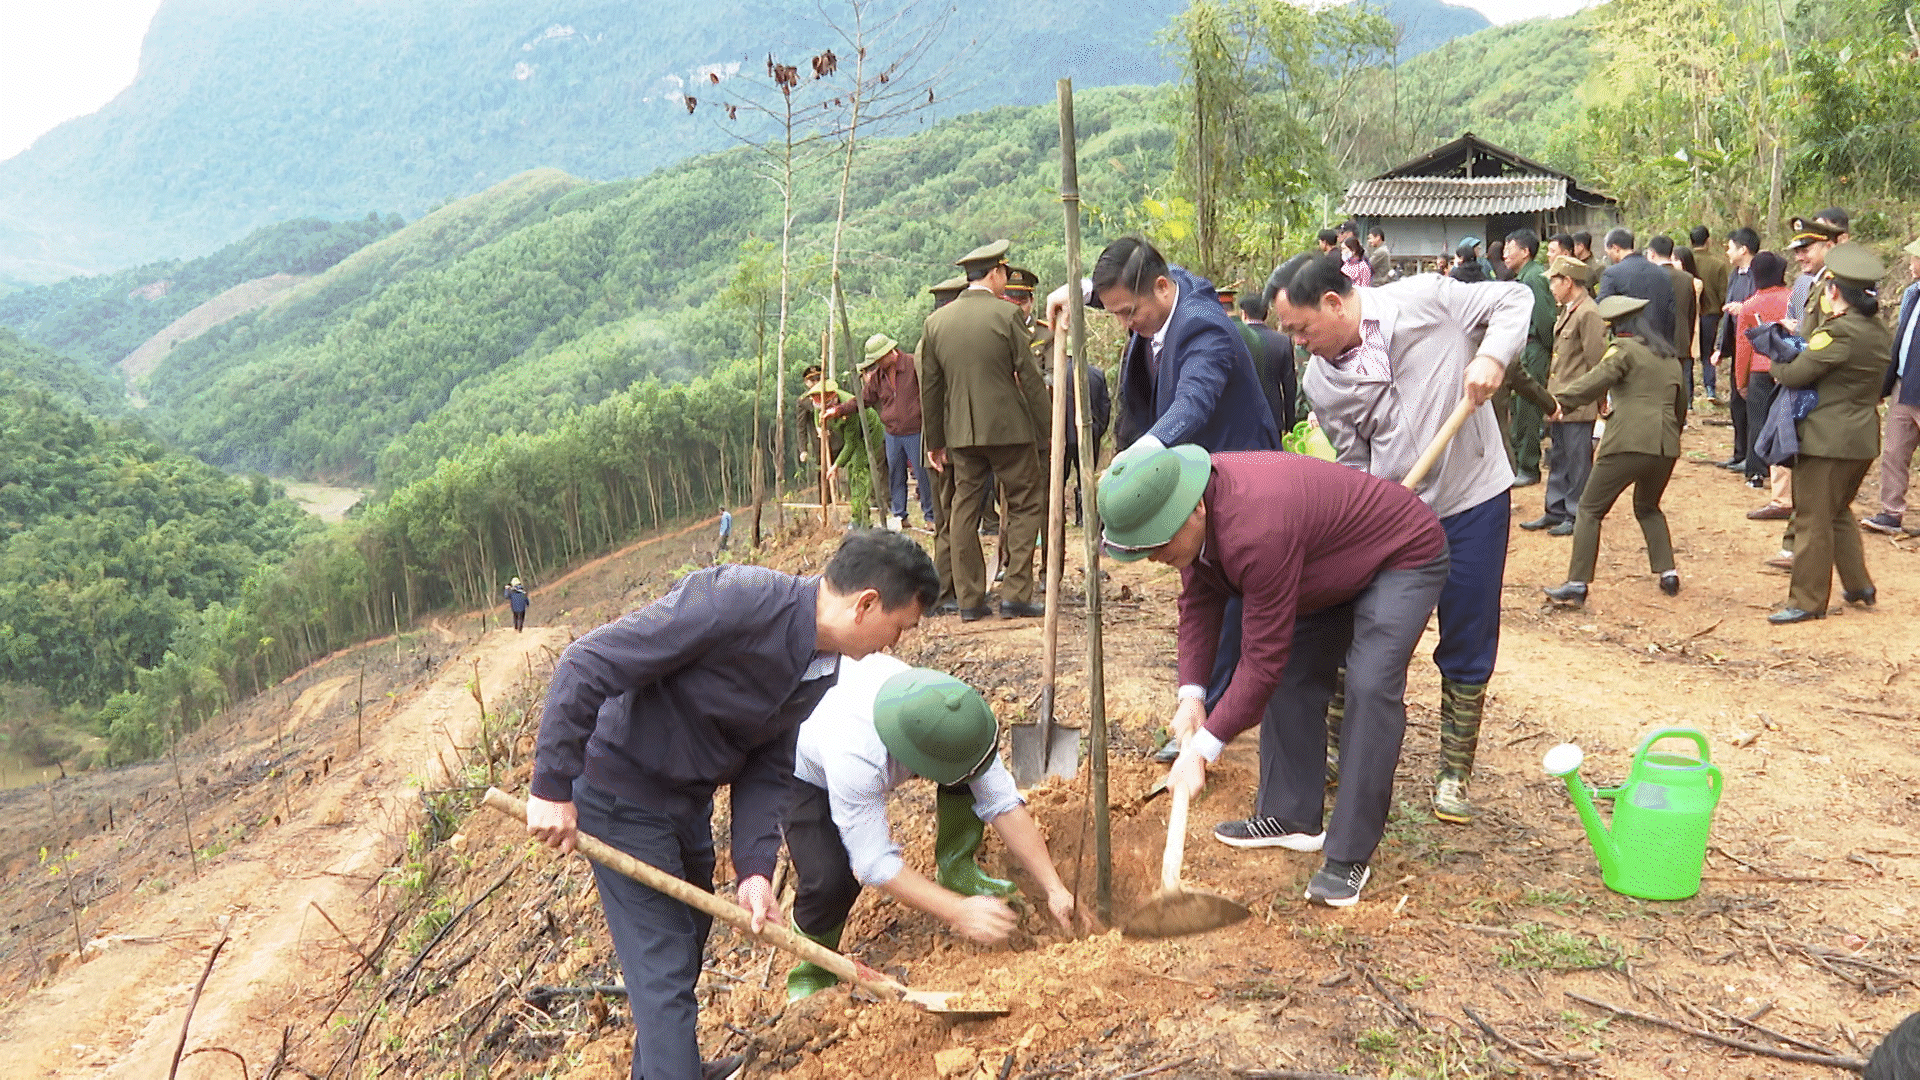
1884, 282, 1920, 407
1114, 266, 1279, 453
505, 585, 529, 613
1597, 253, 1677, 347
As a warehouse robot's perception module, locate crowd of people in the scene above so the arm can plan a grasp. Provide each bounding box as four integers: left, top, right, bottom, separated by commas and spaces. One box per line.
506, 212, 1917, 1079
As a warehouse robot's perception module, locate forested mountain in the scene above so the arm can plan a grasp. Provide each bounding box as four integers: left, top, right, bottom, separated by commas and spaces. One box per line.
0, 374, 316, 708
133, 90, 1175, 485
0, 329, 125, 416
0, 215, 403, 370
1374, 0, 1492, 59
0, 0, 1189, 281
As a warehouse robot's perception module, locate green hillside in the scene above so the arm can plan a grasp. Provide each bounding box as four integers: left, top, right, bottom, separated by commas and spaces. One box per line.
0, 328, 125, 416
0, 215, 403, 370
0, 372, 317, 709
1352, 12, 1599, 176
138, 89, 1175, 485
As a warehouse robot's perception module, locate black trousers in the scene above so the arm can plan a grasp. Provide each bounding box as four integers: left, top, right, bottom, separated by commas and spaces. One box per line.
512, 609, 526, 631
784, 782, 863, 936
1745, 370, 1778, 481
574, 779, 715, 1080
1728, 384, 1748, 461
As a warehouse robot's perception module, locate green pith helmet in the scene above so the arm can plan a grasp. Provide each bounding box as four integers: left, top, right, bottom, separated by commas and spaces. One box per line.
1097, 444, 1212, 562
1595, 294, 1650, 323
873, 669, 999, 785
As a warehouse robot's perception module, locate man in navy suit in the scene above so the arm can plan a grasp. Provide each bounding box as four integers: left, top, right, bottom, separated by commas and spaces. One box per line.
1053, 236, 1279, 759
1597, 228, 1677, 349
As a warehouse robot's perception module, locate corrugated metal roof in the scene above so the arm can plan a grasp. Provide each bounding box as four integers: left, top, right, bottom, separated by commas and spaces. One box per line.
1342, 176, 1568, 217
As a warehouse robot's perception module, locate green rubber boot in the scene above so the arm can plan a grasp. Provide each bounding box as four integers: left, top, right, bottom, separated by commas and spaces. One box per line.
934, 785, 1016, 897
785, 922, 846, 1001
1324, 668, 1347, 788
1433, 678, 1487, 824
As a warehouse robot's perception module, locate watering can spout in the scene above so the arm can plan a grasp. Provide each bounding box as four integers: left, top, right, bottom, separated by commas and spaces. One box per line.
1543, 743, 1621, 881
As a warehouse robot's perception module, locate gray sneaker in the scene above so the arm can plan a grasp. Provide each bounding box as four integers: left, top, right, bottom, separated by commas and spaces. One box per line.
1305, 859, 1371, 907
1213, 816, 1325, 851
1862, 512, 1904, 535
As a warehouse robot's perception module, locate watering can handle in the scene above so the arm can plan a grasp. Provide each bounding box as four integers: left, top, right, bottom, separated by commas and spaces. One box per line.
1637, 726, 1711, 763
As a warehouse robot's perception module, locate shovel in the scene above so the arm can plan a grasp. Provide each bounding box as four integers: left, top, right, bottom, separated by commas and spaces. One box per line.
1120, 783, 1250, 938
1012, 326, 1081, 787
481, 788, 1007, 1015
1402, 396, 1476, 491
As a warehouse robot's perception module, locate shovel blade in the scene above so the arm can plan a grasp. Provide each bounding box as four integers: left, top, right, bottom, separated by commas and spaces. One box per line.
903, 988, 1012, 1015
1009, 723, 1080, 787
1120, 888, 1250, 939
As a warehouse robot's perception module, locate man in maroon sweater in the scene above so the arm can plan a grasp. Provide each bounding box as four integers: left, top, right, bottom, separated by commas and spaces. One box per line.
1100, 446, 1449, 906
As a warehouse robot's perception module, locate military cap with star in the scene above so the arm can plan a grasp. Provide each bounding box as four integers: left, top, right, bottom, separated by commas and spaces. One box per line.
1787, 216, 1841, 251
1005, 266, 1039, 290
955, 239, 1010, 271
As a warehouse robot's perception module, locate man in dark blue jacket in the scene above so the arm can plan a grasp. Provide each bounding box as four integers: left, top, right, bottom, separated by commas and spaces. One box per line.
526, 530, 937, 1080
1053, 237, 1279, 759
1597, 227, 1677, 348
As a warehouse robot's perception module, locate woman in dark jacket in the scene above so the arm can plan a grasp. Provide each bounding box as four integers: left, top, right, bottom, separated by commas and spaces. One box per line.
1766, 243, 1892, 623
1543, 295, 1687, 605
1448, 240, 1489, 284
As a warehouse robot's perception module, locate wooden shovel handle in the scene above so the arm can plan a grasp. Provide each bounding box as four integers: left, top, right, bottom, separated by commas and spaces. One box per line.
1161, 784, 1189, 893
1402, 397, 1475, 491
482, 788, 905, 1002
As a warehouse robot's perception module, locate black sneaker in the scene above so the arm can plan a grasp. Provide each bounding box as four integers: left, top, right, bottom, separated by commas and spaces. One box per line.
1213, 816, 1324, 851
1305, 859, 1371, 907
703, 1054, 746, 1080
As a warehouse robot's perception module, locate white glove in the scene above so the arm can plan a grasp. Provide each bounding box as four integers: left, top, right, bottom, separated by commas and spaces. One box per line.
1109, 434, 1166, 472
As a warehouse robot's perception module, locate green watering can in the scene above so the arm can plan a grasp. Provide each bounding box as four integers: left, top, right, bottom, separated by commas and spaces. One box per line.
1542, 728, 1723, 900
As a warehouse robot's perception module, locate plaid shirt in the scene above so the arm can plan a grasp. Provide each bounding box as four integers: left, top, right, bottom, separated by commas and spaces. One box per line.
1332, 319, 1393, 379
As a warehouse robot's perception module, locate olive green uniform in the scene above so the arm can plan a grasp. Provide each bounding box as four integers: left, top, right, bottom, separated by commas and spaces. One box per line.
1772, 311, 1890, 612
919, 289, 1051, 610
1552, 335, 1686, 582
1501, 259, 1558, 481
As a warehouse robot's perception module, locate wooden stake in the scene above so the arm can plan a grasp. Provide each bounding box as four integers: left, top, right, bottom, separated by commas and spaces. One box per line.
1058, 77, 1111, 922
168, 935, 229, 1079
1039, 328, 1070, 764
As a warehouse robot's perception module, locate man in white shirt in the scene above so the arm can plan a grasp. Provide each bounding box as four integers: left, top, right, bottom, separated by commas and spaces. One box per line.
784, 655, 1076, 999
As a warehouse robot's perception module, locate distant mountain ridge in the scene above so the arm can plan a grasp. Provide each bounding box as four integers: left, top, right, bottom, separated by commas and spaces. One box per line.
0, 0, 1185, 281
0, 0, 1511, 282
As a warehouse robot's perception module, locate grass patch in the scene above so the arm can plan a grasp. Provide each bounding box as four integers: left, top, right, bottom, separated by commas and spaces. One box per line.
1356, 1027, 1399, 1054
1498, 923, 1626, 971
401, 894, 456, 954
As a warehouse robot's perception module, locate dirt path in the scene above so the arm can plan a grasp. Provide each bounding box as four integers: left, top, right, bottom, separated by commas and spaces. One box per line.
0, 625, 568, 1078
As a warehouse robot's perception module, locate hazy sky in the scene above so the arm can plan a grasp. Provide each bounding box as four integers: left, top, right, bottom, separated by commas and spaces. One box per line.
0, 0, 1599, 163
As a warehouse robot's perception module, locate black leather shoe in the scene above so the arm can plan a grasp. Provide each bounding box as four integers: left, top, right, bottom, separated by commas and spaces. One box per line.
1544, 581, 1588, 604
1000, 600, 1046, 619
1767, 607, 1824, 624
1548, 519, 1576, 537
1660, 571, 1681, 596
1843, 586, 1877, 606
958, 606, 992, 622
931, 600, 960, 616
703, 1055, 746, 1080
1519, 514, 1563, 531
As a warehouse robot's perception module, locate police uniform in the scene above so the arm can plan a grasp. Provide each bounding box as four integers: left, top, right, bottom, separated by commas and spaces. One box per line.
919, 241, 1052, 618
1768, 243, 1891, 622
1545, 295, 1687, 599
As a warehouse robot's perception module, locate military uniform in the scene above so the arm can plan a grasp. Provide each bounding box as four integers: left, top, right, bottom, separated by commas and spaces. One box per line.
919, 241, 1052, 616
925, 275, 969, 610
1692, 242, 1730, 398
1549, 296, 1687, 591
1501, 257, 1558, 483
1542, 258, 1607, 524
1769, 244, 1891, 620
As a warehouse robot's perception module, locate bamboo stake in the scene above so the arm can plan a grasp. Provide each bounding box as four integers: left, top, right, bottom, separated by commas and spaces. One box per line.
1039, 327, 1070, 765
1058, 77, 1111, 922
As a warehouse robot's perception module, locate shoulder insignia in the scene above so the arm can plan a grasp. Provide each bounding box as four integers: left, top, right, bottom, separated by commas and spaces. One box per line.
1807, 330, 1833, 351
